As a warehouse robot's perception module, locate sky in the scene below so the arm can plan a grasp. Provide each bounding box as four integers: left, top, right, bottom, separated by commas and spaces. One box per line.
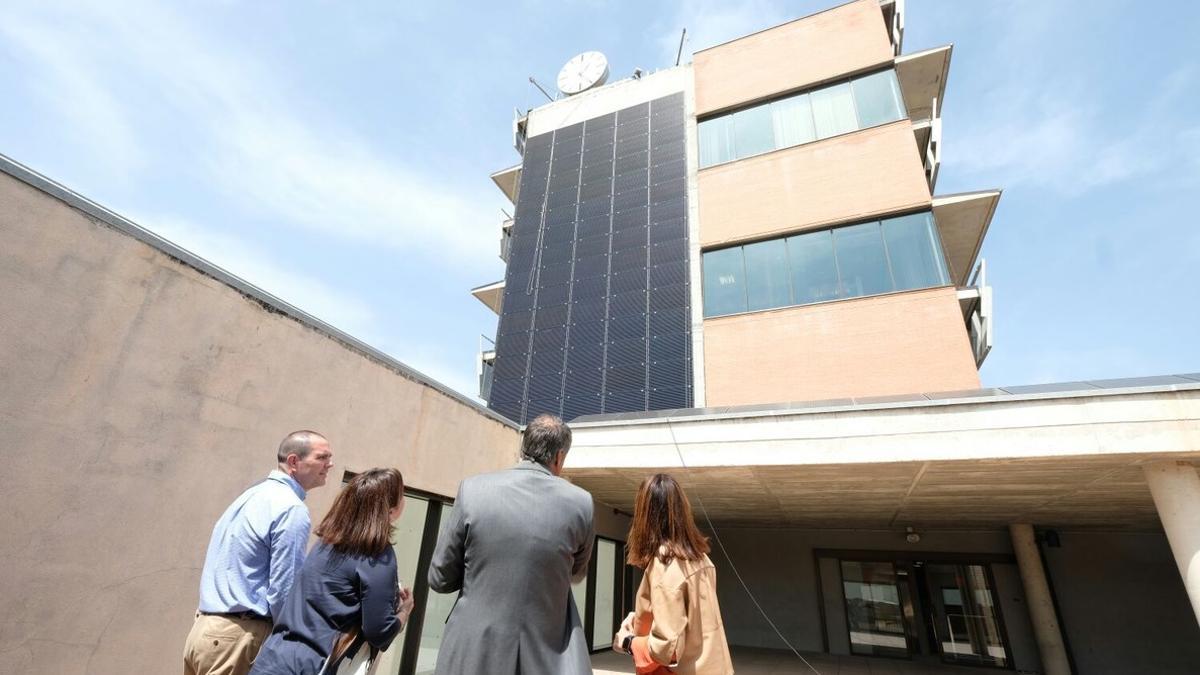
2, 0, 1198, 400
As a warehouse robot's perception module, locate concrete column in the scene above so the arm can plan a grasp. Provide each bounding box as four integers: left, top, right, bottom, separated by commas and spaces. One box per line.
1009, 523, 1071, 675
1143, 460, 1200, 627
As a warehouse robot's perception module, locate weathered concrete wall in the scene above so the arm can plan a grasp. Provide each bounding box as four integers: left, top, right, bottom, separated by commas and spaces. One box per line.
0, 167, 524, 673
1042, 530, 1200, 674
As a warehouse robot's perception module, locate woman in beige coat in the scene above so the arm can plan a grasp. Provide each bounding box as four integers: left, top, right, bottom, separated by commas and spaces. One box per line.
613, 473, 734, 675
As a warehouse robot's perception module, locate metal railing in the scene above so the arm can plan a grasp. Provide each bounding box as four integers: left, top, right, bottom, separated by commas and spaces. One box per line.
924, 96, 942, 191
477, 334, 497, 401
961, 259, 993, 367
499, 217, 514, 263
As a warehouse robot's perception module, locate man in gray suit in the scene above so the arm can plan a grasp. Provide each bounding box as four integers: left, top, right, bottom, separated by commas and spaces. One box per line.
428, 414, 595, 675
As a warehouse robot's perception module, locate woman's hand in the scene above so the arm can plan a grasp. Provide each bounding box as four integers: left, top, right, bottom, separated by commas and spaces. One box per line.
397, 586, 415, 622
612, 612, 636, 653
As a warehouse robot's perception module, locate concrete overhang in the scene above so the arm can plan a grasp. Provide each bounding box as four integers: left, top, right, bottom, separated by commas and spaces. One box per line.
911, 119, 931, 158
470, 279, 505, 314
932, 189, 1001, 285
491, 164, 521, 204
896, 44, 951, 122
563, 376, 1200, 529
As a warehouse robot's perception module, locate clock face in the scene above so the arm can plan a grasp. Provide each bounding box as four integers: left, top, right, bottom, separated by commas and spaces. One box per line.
556, 51, 609, 95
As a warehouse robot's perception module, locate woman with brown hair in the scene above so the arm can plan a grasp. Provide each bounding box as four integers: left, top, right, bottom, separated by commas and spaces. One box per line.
250, 468, 415, 675
613, 473, 734, 675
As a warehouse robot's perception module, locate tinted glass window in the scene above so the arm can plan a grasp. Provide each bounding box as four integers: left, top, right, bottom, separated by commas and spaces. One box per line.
882, 212, 949, 290
743, 239, 792, 311
771, 94, 816, 148
732, 104, 775, 158
787, 230, 841, 304
702, 247, 747, 316
852, 69, 905, 128
810, 82, 857, 139
698, 69, 906, 168
698, 115, 735, 168
833, 222, 893, 297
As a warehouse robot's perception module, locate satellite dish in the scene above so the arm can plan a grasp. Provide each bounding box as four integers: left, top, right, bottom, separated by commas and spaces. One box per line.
556, 51, 609, 95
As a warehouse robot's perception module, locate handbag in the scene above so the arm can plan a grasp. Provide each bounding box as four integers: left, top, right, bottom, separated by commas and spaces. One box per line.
317, 627, 379, 675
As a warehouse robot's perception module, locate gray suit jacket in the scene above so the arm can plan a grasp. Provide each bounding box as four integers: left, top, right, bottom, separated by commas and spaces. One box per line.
428, 459, 595, 675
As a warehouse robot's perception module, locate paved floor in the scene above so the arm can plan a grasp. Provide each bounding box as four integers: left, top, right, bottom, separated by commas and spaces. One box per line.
592, 646, 997, 675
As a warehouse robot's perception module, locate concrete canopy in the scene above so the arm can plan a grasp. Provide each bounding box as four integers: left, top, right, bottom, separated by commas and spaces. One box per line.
932, 189, 1001, 285
470, 279, 504, 314
490, 163, 520, 203
895, 44, 952, 122
563, 380, 1200, 530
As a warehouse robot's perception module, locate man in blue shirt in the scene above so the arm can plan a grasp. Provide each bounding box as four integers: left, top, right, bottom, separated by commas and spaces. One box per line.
183, 430, 334, 675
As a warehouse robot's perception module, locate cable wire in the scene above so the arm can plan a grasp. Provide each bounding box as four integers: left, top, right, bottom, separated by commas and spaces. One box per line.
665, 419, 824, 675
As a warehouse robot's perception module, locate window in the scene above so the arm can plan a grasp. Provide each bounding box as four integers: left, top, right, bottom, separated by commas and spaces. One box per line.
810, 81, 858, 139
787, 230, 841, 305
702, 246, 747, 316
771, 94, 816, 148
882, 212, 949, 290
851, 69, 905, 129
832, 222, 893, 297
698, 69, 909, 168
743, 239, 792, 311
732, 104, 775, 158
702, 211, 949, 317
698, 114, 735, 167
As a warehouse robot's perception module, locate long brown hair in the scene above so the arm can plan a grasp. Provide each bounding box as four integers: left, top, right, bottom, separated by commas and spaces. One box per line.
626, 473, 710, 568
314, 468, 403, 558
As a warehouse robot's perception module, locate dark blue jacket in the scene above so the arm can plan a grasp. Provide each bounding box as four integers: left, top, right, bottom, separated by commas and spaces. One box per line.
250, 542, 402, 675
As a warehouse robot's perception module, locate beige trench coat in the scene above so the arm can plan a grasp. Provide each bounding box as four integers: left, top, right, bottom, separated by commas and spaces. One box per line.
633, 553, 734, 675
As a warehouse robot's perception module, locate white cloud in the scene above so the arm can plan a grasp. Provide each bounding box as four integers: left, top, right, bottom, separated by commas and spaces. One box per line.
0, 19, 147, 177
3, 0, 500, 268
945, 4, 1200, 196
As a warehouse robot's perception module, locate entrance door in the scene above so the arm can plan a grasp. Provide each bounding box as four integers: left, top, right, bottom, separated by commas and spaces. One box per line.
840, 561, 911, 658
921, 563, 1011, 667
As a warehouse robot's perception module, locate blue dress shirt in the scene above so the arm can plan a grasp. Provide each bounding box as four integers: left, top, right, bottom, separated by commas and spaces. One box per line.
198, 470, 311, 622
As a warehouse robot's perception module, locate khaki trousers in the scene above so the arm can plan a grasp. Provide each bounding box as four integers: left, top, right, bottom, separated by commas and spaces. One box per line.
183, 613, 272, 675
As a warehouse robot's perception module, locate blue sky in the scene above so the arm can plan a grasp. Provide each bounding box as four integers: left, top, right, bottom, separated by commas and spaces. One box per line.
2, 0, 1197, 399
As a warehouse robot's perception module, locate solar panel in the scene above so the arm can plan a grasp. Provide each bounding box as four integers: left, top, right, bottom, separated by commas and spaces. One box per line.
488, 92, 693, 424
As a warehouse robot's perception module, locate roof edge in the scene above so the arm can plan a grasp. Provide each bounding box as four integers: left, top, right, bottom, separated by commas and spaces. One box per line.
569, 377, 1200, 428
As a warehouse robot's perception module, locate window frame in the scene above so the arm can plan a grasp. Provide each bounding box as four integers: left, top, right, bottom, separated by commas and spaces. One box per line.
697, 66, 910, 169
701, 210, 952, 319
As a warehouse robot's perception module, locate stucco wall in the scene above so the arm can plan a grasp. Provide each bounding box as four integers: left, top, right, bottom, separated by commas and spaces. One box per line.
1042, 530, 1200, 674
693, 0, 893, 115
703, 286, 980, 405
696, 121, 931, 248
0, 169, 524, 673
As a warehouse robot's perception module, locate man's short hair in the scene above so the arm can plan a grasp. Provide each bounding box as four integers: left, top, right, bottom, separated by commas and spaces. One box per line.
277, 430, 326, 463
521, 415, 572, 467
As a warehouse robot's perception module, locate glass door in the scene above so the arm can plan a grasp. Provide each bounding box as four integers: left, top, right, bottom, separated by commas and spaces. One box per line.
590, 538, 618, 651
840, 561, 911, 658
922, 563, 1010, 667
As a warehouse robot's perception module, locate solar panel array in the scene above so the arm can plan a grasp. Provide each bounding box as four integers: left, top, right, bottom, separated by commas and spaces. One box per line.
488, 92, 693, 424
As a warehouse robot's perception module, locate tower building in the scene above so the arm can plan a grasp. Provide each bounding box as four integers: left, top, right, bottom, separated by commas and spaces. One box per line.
475, 0, 994, 425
